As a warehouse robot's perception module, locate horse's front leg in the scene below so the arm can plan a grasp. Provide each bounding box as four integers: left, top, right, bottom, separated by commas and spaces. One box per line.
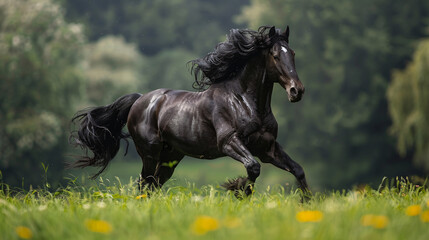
258, 141, 311, 199
220, 133, 261, 197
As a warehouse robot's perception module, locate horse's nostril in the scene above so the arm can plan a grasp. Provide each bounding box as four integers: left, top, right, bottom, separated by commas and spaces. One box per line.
290, 87, 298, 96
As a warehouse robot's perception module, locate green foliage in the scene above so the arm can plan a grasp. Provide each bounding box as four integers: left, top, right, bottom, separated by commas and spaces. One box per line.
143, 48, 198, 91
83, 36, 146, 105
60, 0, 249, 56
387, 40, 429, 171
237, 0, 429, 187
0, 0, 85, 187
0, 180, 428, 239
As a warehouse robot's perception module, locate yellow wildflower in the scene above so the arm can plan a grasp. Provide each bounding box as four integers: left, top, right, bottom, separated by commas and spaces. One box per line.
296, 210, 323, 222
360, 214, 375, 227
420, 210, 429, 222
405, 205, 421, 216
191, 216, 220, 235
15, 226, 32, 239
136, 194, 148, 199
360, 214, 389, 229
85, 219, 113, 234
372, 216, 389, 229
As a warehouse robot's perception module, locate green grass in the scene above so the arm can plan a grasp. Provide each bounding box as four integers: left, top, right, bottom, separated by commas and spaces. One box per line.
1, 178, 429, 240
65, 157, 298, 191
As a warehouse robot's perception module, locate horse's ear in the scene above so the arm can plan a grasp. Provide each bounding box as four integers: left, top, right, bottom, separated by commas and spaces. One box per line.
283, 26, 290, 42
269, 26, 276, 38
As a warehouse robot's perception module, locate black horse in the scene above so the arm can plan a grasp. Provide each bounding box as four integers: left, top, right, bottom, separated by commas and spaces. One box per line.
70, 26, 309, 197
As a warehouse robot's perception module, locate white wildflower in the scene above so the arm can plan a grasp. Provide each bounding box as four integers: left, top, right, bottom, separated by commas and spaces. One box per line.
265, 201, 277, 209
192, 196, 203, 203
38, 205, 48, 211
96, 202, 106, 209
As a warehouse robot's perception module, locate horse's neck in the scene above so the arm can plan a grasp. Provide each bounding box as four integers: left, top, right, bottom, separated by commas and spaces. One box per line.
238, 56, 274, 115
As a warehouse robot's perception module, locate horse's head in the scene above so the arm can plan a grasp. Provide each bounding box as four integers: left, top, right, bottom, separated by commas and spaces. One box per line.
266, 26, 305, 102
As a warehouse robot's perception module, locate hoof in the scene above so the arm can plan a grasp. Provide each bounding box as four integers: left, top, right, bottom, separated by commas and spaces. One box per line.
299, 188, 312, 203
222, 177, 254, 199
136, 175, 158, 193
300, 193, 312, 204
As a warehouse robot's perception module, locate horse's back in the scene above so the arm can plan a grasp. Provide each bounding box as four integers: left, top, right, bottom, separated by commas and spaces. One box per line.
128, 88, 204, 123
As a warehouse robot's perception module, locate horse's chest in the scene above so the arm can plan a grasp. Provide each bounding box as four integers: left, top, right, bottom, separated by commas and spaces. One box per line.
230, 99, 273, 139
243, 114, 278, 142
235, 115, 263, 140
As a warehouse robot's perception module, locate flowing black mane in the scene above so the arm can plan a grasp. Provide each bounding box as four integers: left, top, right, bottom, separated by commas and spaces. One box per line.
190, 26, 288, 90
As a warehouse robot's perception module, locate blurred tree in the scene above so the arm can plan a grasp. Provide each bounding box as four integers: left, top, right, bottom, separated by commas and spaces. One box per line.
83, 36, 146, 105
144, 48, 198, 91
387, 39, 429, 172
58, 0, 249, 56
237, 0, 429, 188
0, 0, 85, 188
57, 0, 252, 101
80, 36, 147, 164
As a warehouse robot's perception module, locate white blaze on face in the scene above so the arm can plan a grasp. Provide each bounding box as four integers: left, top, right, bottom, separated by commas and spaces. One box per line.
290, 79, 295, 88
281, 46, 288, 53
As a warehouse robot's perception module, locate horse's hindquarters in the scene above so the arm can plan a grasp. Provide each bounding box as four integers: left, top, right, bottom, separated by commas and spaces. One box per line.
128, 89, 222, 160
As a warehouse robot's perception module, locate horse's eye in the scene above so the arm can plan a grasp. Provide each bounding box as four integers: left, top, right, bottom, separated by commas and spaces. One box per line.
272, 52, 280, 60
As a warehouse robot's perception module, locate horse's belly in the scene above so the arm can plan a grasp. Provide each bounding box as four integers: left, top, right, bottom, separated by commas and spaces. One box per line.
163, 136, 222, 159
160, 118, 221, 158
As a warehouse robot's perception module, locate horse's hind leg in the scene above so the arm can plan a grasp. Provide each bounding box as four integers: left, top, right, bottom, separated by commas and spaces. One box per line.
138, 158, 157, 191
136, 144, 184, 191
133, 138, 163, 191
153, 149, 184, 187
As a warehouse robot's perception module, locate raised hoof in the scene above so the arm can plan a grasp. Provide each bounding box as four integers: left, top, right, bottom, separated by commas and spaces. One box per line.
222, 177, 254, 199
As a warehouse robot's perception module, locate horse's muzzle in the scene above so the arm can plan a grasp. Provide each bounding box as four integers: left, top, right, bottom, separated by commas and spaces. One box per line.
288, 86, 305, 102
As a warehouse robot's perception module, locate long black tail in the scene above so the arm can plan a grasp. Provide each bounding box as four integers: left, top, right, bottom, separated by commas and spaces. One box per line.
68, 93, 142, 179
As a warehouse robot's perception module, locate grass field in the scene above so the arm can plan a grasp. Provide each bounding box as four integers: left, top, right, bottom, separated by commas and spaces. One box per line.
64, 157, 299, 191
1, 177, 429, 240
